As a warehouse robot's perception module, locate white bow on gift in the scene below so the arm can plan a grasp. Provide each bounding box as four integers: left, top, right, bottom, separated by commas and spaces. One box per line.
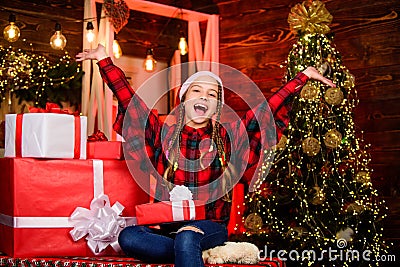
169, 185, 193, 201
69, 194, 126, 255
169, 185, 197, 221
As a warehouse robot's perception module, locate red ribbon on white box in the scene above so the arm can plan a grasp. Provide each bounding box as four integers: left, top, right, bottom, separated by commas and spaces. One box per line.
172, 200, 196, 221
5, 113, 87, 159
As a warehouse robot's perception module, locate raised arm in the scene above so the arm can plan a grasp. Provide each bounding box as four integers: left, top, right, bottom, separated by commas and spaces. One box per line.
76, 44, 162, 167
269, 67, 335, 139
77, 44, 136, 134
232, 67, 335, 185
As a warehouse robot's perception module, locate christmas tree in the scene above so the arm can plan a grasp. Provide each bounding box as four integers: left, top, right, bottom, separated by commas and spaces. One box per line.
242, 1, 389, 265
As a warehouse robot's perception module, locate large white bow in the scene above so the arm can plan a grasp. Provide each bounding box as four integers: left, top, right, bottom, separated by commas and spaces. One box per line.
69, 194, 126, 254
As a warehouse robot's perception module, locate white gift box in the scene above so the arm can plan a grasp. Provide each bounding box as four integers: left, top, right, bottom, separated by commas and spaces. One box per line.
5, 113, 87, 159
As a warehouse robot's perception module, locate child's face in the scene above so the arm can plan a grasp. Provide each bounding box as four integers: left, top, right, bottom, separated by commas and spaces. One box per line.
183, 76, 219, 129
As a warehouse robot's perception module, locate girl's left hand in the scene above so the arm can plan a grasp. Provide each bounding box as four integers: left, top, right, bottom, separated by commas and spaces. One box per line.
302, 66, 336, 87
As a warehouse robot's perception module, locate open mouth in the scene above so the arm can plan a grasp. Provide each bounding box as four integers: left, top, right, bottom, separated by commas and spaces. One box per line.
194, 103, 208, 116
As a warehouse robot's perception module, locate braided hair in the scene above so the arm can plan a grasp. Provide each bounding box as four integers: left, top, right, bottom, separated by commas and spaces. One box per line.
163, 101, 185, 191
162, 81, 233, 201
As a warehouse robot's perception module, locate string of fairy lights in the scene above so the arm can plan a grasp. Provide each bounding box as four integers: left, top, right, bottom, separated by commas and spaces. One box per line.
0, 46, 80, 107
243, 31, 387, 266
239, 33, 389, 265
232, 1, 389, 265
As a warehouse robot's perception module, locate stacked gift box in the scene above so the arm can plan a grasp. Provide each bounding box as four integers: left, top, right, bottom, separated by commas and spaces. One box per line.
0, 111, 284, 266
0, 111, 209, 258
0, 112, 149, 257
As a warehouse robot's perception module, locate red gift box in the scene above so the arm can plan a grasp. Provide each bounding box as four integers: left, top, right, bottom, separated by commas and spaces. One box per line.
0, 158, 149, 257
86, 141, 123, 160
135, 200, 205, 225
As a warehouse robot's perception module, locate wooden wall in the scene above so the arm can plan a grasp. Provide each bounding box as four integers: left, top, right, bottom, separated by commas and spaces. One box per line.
215, 0, 400, 246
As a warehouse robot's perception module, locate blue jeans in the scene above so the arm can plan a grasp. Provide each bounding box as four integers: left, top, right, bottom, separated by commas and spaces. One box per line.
118, 220, 228, 267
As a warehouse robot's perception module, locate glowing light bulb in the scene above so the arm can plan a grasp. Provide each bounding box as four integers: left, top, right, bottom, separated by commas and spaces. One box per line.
143, 48, 157, 72
178, 32, 188, 56
86, 22, 95, 43
50, 23, 67, 50
113, 39, 122, 59
3, 14, 20, 42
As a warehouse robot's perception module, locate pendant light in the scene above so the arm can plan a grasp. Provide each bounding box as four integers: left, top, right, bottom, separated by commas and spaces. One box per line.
3, 14, 20, 42
178, 31, 188, 56
143, 48, 157, 72
86, 21, 95, 44
50, 22, 67, 50
177, 9, 188, 56
113, 34, 122, 59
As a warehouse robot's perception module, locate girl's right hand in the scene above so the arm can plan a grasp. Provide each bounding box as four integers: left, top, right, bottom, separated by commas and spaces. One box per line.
76, 44, 108, 62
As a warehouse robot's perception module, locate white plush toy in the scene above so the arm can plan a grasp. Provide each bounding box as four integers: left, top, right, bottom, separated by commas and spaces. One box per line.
202, 241, 260, 264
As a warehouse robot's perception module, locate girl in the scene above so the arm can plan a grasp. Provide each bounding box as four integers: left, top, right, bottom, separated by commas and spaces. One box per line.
76, 44, 335, 266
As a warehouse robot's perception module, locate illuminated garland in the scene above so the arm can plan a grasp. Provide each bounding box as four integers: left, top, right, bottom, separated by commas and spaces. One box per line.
237, 1, 389, 266
0, 46, 83, 109
0, 46, 48, 105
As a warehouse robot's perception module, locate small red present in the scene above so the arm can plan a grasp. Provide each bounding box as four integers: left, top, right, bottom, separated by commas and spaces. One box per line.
135, 200, 206, 225
86, 130, 123, 160
87, 141, 123, 160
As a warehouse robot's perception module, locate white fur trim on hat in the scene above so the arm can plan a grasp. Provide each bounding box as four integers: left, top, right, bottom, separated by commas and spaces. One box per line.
179, 71, 224, 103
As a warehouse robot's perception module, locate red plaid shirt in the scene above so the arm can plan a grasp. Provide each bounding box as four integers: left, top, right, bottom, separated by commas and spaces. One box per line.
97, 58, 308, 224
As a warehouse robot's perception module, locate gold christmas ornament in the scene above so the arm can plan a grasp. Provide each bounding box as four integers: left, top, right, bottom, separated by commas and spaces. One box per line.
324, 87, 344, 105
309, 186, 326, 205
343, 69, 356, 88
274, 135, 288, 150
287, 0, 333, 35
302, 137, 320, 156
300, 83, 319, 100
244, 213, 263, 231
324, 129, 342, 148
355, 171, 371, 183
287, 226, 309, 239
336, 227, 354, 242
317, 61, 332, 77
345, 202, 365, 214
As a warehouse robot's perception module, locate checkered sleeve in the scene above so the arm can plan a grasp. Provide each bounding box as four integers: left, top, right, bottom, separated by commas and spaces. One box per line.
268, 72, 308, 139
97, 57, 161, 167
231, 72, 308, 185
